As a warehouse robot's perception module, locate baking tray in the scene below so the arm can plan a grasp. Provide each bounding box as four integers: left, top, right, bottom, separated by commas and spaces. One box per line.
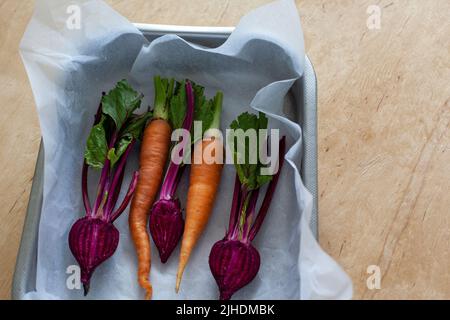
12, 24, 318, 300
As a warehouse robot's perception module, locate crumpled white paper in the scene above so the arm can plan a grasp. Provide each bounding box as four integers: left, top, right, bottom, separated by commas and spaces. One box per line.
20, 0, 352, 299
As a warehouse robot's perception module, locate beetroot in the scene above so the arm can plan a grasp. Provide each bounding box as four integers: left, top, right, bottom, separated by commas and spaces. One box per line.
149, 81, 195, 262
69, 217, 119, 295
68, 80, 150, 295
209, 112, 286, 300
149, 199, 184, 263
209, 240, 260, 300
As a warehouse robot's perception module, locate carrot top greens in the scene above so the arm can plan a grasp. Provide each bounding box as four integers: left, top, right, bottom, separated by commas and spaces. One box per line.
193, 84, 223, 136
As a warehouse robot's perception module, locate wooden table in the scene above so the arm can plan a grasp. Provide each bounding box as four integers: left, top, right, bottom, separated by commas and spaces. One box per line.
0, 0, 449, 300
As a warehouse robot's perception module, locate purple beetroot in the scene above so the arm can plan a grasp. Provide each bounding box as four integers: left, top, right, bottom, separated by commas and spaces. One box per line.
149, 199, 184, 263
209, 112, 286, 300
209, 240, 261, 300
149, 81, 195, 263
69, 80, 150, 295
69, 217, 119, 295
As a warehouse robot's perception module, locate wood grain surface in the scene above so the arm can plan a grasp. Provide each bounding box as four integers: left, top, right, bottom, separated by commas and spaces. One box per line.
0, 0, 449, 299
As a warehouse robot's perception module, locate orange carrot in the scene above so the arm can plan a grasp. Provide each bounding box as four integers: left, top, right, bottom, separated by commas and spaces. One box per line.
129, 119, 171, 299
176, 92, 224, 292
129, 76, 176, 299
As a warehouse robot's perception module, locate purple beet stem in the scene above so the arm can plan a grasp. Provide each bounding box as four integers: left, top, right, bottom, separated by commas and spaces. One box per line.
226, 137, 286, 242
111, 171, 139, 222
109, 166, 125, 215
227, 175, 241, 235
104, 140, 136, 218
82, 161, 91, 215
82, 98, 104, 215
241, 189, 260, 239
227, 186, 249, 240
159, 80, 195, 200
92, 130, 117, 216
247, 137, 286, 242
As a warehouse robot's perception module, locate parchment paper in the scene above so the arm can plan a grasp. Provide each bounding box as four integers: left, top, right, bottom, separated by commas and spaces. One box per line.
20, 0, 352, 299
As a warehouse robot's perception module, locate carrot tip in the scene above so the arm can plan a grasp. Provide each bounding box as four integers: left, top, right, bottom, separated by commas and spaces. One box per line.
145, 288, 153, 300
140, 281, 153, 300
175, 274, 182, 293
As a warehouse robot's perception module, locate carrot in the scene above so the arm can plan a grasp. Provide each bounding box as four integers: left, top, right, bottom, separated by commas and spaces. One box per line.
129, 76, 176, 300
129, 119, 171, 299
176, 91, 224, 292
176, 139, 223, 292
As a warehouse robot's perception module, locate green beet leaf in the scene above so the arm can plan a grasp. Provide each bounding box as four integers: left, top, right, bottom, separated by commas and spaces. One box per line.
101, 80, 142, 130
85, 116, 108, 169
107, 134, 133, 167
84, 80, 149, 170
229, 112, 273, 190
121, 112, 153, 141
